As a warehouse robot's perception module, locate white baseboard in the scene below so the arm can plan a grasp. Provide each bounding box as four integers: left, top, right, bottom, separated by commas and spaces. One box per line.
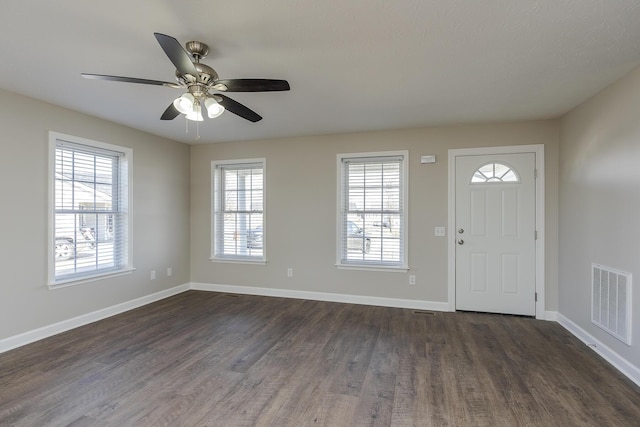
557, 313, 640, 388
189, 282, 451, 312
1, 282, 447, 354
544, 311, 558, 321
0, 283, 190, 354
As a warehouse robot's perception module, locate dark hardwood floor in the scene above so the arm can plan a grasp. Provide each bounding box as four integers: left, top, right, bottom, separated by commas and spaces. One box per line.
1, 291, 639, 426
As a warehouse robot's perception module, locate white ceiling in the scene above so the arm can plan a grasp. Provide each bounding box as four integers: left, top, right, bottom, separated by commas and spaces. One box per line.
2, 0, 640, 144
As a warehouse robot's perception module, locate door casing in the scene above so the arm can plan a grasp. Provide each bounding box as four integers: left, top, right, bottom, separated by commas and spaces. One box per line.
447, 144, 545, 319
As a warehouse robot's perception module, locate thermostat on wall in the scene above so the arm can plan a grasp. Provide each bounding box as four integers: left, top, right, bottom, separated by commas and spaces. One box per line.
420, 155, 436, 164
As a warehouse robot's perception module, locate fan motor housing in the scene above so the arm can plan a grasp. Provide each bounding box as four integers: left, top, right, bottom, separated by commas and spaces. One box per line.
175, 62, 218, 86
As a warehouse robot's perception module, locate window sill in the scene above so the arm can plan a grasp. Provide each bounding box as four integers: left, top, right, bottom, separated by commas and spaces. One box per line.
335, 263, 409, 273
209, 257, 267, 265
49, 267, 136, 289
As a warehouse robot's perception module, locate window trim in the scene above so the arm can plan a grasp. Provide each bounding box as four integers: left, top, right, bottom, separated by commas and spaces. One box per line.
210, 158, 266, 264
48, 132, 134, 288
336, 150, 409, 271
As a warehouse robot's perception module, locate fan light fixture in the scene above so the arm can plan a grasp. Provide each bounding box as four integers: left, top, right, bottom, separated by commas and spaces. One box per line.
205, 97, 225, 118
173, 93, 194, 114
173, 93, 225, 121
185, 101, 204, 121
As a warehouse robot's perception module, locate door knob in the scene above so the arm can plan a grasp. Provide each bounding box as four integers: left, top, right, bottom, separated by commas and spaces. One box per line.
457, 239, 464, 245
458, 228, 464, 234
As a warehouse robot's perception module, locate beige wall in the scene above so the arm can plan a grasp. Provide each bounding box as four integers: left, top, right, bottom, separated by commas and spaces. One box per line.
560, 67, 640, 366
0, 89, 191, 340
0, 88, 561, 342
191, 121, 559, 309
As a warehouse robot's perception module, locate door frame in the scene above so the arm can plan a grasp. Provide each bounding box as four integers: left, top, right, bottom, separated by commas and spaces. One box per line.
447, 144, 545, 319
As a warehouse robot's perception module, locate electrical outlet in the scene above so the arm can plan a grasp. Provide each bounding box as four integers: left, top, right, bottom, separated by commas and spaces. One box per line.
409, 275, 416, 285
434, 227, 446, 237
167, 267, 172, 277
287, 268, 293, 277
150, 270, 156, 280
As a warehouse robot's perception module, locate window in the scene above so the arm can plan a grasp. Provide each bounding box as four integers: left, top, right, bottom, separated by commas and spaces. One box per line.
471, 162, 519, 183
337, 151, 408, 269
212, 159, 265, 262
49, 133, 132, 287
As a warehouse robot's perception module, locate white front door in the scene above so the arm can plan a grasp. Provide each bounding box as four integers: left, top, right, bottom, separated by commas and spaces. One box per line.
455, 153, 536, 316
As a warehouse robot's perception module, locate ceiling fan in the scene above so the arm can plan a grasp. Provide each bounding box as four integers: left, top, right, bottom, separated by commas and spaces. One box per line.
82, 33, 290, 123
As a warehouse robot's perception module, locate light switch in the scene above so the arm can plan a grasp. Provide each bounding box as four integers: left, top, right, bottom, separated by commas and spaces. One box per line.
434, 227, 446, 237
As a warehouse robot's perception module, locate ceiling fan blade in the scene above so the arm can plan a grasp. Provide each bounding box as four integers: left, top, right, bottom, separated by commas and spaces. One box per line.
154, 33, 200, 81
161, 103, 181, 120
215, 79, 290, 92
82, 73, 182, 88
216, 94, 262, 122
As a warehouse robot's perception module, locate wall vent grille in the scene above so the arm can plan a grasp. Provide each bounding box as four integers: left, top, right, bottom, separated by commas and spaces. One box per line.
592, 264, 632, 345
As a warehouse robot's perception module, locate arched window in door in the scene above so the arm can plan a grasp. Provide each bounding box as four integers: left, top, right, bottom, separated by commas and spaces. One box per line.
471, 162, 520, 183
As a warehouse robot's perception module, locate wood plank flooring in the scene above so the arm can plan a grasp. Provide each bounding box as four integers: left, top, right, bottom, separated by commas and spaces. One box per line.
1, 291, 639, 426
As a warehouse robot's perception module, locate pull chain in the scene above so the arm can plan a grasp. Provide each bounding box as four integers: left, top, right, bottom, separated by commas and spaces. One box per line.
182, 116, 201, 140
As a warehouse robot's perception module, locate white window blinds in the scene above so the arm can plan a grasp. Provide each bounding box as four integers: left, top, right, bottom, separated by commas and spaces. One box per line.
339, 153, 407, 268
51, 135, 132, 285
212, 160, 265, 261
